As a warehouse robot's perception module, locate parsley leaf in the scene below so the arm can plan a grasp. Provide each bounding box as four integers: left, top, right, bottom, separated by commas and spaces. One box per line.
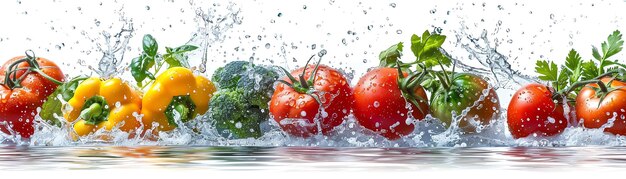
603, 30, 623, 60
564, 49, 582, 84
410, 30, 450, 68
535, 60, 559, 82
379, 42, 404, 67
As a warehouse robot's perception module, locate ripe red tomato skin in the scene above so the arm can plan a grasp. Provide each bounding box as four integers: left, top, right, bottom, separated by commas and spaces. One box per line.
507, 83, 570, 139
576, 77, 626, 135
270, 65, 353, 138
0, 56, 64, 138
353, 67, 429, 140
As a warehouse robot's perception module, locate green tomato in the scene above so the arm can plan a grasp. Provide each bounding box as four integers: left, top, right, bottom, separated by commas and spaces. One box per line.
430, 73, 500, 132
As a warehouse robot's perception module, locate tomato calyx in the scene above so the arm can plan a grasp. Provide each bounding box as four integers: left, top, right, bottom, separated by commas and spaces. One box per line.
0, 50, 63, 90
395, 62, 428, 114
79, 95, 110, 125
276, 55, 324, 105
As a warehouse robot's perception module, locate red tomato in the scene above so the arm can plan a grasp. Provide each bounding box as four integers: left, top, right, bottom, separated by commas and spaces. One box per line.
507, 83, 570, 138
0, 55, 64, 138
353, 67, 429, 140
270, 65, 353, 138
576, 77, 626, 135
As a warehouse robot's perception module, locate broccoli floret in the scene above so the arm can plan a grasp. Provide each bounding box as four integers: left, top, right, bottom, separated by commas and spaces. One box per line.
209, 89, 266, 139
211, 61, 253, 89
209, 61, 278, 139
236, 65, 278, 109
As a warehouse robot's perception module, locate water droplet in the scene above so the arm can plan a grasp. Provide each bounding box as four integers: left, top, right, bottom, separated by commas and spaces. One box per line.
94, 19, 101, 26
277, 12, 283, 17
311, 44, 317, 50
235, 122, 242, 129
389, 3, 396, 8
341, 38, 347, 45
303, 5, 307, 9
430, 9, 437, 14
367, 25, 373, 30
550, 13, 555, 20
300, 111, 307, 117
145, 6, 150, 10
265, 43, 271, 49
373, 101, 380, 108
362, 59, 367, 63
396, 29, 402, 34
318, 49, 327, 57
257, 35, 262, 40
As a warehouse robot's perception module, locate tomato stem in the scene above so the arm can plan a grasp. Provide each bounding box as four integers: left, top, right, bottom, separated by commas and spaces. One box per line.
1, 50, 63, 90
277, 54, 326, 106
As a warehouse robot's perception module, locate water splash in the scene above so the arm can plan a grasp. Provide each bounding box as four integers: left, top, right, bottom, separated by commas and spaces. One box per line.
186, 1, 243, 73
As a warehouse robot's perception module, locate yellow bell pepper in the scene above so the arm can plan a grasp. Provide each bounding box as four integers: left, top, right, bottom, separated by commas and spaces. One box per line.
64, 77, 142, 137
141, 67, 216, 132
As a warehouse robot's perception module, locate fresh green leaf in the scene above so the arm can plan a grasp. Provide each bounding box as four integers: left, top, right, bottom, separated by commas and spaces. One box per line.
379, 42, 404, 67
39, 77, 87, 127
410, 30, 450, 68
39, 89, 63, 126
564, 49, 582, 84
535, 60, 559, 82
592, 46, 602, 61
170, 45, 198, 53
581, 61, 599, 80
143, 34, 158, 57
420, 31, 446, 57
556, 70, 569, 91
163, 45, 198, 68
602, 30, 623, 60
604, 60, 626, 69
130, 54, 156, 87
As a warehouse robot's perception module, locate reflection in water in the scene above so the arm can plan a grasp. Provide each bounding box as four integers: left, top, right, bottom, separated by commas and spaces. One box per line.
2, 146, 626, 170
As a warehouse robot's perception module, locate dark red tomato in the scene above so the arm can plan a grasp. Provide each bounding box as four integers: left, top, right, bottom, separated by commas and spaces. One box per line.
576, 77, 626, 135
353, 67, 429, 140
270, 65, 353, 138
0, 55, 64, 138
507, 83, 570, 138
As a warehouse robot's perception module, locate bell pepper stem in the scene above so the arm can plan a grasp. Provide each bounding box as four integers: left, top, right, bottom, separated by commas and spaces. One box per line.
80, 103, 103, 122
165, 95, 197, 126
174, 103, 190, 123
80, 95, 110, 125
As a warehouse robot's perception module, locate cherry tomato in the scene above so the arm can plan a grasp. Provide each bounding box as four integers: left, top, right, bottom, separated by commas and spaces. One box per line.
0, 55, 64, 138
353, 67, 429, 140
576, 77, 626, 135
507, 83, 570, 138
270, 65, 353, 138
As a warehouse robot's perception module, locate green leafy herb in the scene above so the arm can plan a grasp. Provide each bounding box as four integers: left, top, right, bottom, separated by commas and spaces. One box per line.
564, 49, 583, 85
39, 77, 88, 126
163, 45, 199, 68
130, 34, 198, 88
410, 30, 450, 68
379, 42, 404, 67
582, 30, 624, 79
